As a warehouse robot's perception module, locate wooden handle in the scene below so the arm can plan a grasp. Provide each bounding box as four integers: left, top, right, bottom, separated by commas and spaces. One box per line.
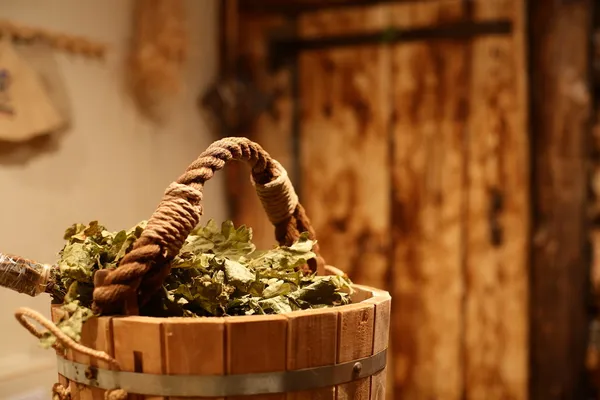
92, 137, 324, 316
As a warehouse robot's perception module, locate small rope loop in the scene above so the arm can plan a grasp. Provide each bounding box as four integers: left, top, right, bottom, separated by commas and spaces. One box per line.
52, 383, 71, 400
14, 307, 120, 370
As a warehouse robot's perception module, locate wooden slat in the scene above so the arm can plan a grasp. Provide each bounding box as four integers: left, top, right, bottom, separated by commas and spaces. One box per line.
286, 309, 338, 400
390, 14, 466, 400
298, 5, 388, 38
51, 306, 71, 391
226, 315, 288, 400
112, 317, 165, 400
336, 303, 375, 400
240, 0, 372, 14
298, 0, 466, 38
390, 0, 467, 27
365, 290, 391, 400
163, 318, 226, 400
529, 0, 593, 399
298, 5, 391, 292
463, 1, 529, 398
464, 36, 528, 400
70, 317, 114, 400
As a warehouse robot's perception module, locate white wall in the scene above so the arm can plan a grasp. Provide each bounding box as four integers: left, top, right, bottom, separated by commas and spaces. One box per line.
0, 1, 223, 398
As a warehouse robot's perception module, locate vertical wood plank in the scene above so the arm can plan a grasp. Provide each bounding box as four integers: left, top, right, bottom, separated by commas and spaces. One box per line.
298, 6, 391, 293
336, 303, 375, 400
51, 306, 71, 391
463, 2, 529, 399
226, 315, 287, 400
113, 317, 165, 400
365, 290, 391, 400
163, 318, 225, 400
71, 317, 114, 400
286, 309, 338, 400
529, 0, 593, 399
390, 10, 466, 400
464, 35, 529, 400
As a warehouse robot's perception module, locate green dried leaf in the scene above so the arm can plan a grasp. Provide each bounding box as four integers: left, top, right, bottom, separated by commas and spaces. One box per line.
248, 232, 316, 271
40, 301, 94, 349
46, 219, 353, 349
258, 296, 293, 314
262, 279, 294, 299
184, 220, 255, 260
63, 223, 86, 241
58, 242, 94, 283
224, 259, 256, 292
287, 276, 352, 306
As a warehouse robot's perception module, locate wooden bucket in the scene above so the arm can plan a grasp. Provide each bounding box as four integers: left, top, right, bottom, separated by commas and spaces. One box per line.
47, 137, 391, 399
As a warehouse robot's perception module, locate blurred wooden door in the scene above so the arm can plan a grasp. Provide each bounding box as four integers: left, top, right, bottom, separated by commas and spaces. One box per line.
218, 1, 529, 399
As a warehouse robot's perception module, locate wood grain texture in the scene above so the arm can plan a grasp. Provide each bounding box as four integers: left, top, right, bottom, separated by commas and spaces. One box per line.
286, 308, 338, 400
112, 317, 165, 400
226, 315, 288, 400
227, 2, 532, 400
51, 305, 72, 392
72, 317, 113, 400
297, 6, 391, 292
226, 12, 295, 252
390, 34, 466, 400
462, 3, 529, 400
163, 318, 225, 400
529, 0, 593, 399
336, 303, 375, 400
365, 288, 391, 400
298, 5, 388, 38
464, 33, 529, 400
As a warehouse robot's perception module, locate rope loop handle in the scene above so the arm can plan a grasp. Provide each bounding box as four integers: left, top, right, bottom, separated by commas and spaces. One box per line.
14, 307, 120, 369
92, 137, 324, 316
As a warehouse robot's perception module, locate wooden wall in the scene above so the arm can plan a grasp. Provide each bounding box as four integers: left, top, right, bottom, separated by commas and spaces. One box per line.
214, 0, 595, 399
529, 1, 594, 399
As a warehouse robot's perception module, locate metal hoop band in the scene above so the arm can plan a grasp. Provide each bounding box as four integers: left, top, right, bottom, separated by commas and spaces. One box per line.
56, 349, 387, 397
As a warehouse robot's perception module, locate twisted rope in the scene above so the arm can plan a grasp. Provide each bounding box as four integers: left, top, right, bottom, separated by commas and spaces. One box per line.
105, 389, 128, 400
16, 307, 130, 399
52, 383, 71, 400
93, 137, 323, 316
14, 307, 120, 369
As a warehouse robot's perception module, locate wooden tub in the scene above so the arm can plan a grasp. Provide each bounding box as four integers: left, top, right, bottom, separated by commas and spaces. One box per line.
52, 282, 390, 399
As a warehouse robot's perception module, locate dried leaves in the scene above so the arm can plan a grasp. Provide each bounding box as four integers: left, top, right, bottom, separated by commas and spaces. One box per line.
46, 219, 353, 346
165, 220, 352, 317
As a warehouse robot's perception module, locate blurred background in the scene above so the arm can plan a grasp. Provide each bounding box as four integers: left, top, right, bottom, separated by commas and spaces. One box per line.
0, 0, 597, 399
0, 0, 224, 398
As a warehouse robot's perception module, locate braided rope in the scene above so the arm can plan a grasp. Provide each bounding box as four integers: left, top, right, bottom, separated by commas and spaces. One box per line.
52, 383, 71, 400
14, 307, 120, 369
105, 389, 128, 400
92, 137, 323, 316
251, 160, 298, 224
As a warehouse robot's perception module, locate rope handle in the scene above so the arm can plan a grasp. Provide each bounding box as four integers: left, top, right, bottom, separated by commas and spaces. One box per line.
16, 307, 128, 399
92, 137, 324, 316
14, 307, 120, 369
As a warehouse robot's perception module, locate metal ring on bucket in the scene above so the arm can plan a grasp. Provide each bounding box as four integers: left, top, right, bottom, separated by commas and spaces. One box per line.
56, 349, 387, 397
